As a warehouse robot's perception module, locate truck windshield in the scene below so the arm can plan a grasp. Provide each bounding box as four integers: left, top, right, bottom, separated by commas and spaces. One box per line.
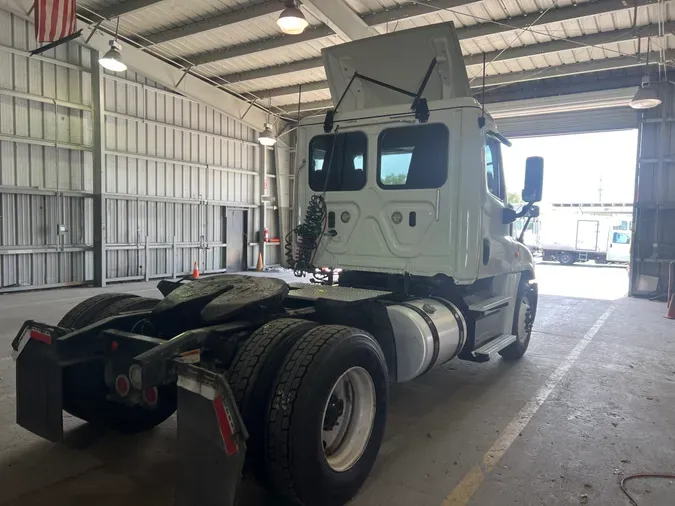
377, 123, 448, 189
309, 132, 367, 192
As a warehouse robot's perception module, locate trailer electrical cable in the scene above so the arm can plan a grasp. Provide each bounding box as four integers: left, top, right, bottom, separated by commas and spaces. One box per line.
620, 473, 675, 506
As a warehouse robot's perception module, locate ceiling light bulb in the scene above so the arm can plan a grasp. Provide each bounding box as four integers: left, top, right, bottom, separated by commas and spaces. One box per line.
258, 123, 277, 146
99, 40, 127, 72
630, 75, 661, 110
277, 3, 308, 35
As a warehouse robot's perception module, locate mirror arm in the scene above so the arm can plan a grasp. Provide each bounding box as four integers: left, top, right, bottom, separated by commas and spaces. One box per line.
515, 201, 534, 219
518, 215, 533, 244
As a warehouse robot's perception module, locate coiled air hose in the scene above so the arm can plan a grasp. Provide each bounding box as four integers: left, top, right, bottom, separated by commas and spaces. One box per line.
285, 129, 338, 277
285, 193, 327, 277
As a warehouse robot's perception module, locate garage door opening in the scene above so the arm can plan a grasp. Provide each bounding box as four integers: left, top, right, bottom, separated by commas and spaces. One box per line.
502, 130, 638, 300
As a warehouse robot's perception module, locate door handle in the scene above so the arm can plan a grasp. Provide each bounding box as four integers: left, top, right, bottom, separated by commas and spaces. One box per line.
483, 239, 490, 265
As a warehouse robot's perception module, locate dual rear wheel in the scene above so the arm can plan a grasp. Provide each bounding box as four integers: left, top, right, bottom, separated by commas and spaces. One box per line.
228, 321, 389, 506
60, 297, 390, 505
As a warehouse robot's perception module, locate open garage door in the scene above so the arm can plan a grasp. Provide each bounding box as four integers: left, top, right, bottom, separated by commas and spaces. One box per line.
497, 107, 639, 138
489, 88, 639, 138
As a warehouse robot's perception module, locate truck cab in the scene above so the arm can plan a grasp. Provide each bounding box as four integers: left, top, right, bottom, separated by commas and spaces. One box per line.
294, 22, 543, 354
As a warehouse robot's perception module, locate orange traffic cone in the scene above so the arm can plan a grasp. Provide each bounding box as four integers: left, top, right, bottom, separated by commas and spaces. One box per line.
192, 261, 200, 279
256, 252, 264, 272
666, 295, 675, 320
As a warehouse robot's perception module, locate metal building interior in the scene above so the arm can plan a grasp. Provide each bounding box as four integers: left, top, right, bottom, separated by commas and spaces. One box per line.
0, 0, 674, 504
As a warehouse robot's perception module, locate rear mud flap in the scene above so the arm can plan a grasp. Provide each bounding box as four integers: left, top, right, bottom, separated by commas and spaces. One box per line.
175, 364, 247, 506
16, 339, 63, 442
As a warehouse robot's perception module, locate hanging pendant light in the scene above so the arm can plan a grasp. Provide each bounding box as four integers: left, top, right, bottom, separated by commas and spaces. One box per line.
630, 75, 661, 110
98, 17, 127, 72
99, 39, 127, 72
630, 36, 661, 110
258, 123, 277, 146
277, 0, 308, 35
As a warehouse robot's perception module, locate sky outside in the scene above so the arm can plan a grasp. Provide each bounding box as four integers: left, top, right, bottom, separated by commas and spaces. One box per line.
501, 129, 639, 204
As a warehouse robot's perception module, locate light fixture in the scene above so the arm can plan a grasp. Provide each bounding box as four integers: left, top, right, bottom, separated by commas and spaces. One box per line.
630, 75, 661, 110
630, 36, 661, 110
277, 1, 308, 35
258, 123, 277, 146
99, 39, 127, 72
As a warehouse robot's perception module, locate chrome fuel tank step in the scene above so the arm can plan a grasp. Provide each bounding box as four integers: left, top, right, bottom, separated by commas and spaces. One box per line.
470, 334, 517, 362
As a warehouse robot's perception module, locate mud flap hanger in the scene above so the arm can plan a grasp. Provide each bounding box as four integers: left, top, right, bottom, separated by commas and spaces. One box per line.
323, 58, 438, 133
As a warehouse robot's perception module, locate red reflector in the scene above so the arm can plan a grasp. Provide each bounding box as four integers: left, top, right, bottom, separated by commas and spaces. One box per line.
213, 396, 238, 456
30, 330, 52, 344
115, 375, 130, 397
143, 387, 158, 406
111, 340, 119, 351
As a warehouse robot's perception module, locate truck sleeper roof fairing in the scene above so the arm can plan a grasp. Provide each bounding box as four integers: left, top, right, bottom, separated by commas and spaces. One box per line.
321, 22, 471, 114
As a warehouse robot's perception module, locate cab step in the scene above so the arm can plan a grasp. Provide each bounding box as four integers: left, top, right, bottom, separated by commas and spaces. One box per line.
468, 296, 510, 314
466, 334, 517, 362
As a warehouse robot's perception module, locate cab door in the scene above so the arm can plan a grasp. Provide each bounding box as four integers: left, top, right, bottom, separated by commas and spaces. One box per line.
478, 135, 518, 279
607, 231, 631, 262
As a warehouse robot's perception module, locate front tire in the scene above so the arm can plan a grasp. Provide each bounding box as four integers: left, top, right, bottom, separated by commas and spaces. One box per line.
266, 325, 388, 506
499, 284, 535, 361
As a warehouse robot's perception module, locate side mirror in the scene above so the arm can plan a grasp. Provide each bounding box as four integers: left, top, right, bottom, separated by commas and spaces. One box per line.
529, 205, 540, 218
522, 156, 544, 202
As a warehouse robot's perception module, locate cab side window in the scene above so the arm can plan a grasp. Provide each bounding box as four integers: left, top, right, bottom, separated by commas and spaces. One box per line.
485, 137, 505, 201
612, 232, 631, 244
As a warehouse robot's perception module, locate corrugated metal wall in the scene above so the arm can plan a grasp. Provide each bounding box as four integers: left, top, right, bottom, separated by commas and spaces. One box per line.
0, 8, 270, 291
102, 71, 261, 281
631, 82, 675, 296
0, 10, 94, 290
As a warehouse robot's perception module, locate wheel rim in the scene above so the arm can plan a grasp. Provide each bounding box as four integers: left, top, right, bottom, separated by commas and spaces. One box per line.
516, 296, 533, 344
321, 366, 376, 473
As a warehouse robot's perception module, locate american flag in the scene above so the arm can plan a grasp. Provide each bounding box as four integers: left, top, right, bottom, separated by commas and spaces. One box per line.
34, 0, 78, 43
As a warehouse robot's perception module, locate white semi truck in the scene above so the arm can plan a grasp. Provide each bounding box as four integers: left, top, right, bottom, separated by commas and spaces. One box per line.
11, 23, 543, 506
541, 214, 631, 265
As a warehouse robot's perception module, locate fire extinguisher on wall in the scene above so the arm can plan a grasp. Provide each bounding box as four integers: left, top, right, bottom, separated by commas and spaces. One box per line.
264, 228, 269, 243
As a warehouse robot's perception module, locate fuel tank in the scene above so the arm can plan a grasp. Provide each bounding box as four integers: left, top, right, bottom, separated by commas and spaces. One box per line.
386, 298, 467, 383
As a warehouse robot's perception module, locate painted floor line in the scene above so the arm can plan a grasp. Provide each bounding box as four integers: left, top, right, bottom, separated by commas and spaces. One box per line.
442, 305, 615, 506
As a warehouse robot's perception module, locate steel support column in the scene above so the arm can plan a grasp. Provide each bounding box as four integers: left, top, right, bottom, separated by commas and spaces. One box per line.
274, 141, 292, 268
91, 51, 106, 287
631, 82, 675, 295
259, 146, 267, 267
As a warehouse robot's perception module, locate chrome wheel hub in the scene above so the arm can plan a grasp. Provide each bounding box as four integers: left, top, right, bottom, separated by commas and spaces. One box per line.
321, 366, 376, 472
516, 296, 534, 344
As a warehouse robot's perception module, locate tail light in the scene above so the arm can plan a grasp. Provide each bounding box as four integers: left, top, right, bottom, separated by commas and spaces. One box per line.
115, 375, 130, 397
143, 387, 158, 406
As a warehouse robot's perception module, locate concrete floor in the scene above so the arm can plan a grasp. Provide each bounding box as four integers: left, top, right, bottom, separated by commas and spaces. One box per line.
1, 264, 674, 506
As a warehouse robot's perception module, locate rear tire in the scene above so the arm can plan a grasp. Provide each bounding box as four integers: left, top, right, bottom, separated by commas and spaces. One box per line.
60, 294, 174, 433
228, 318, 317, 478
58, 293, 134, 328
266, 325, 388, 506
558, 252, 575, 265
